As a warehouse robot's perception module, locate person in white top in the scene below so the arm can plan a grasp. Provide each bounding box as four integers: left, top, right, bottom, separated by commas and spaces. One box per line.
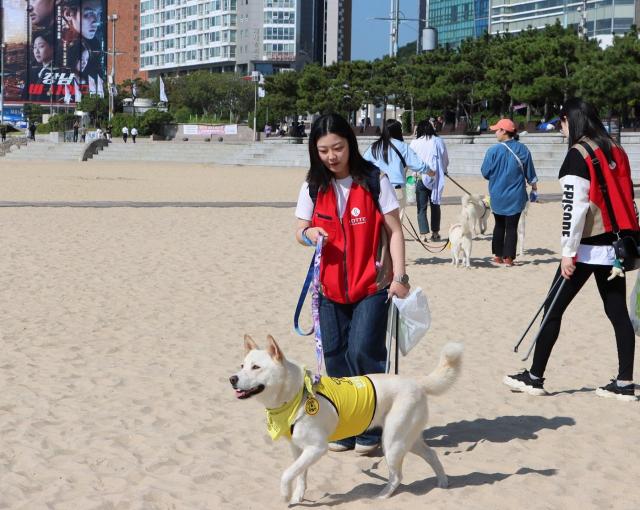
122, 126, 129, 143
409, 120, 449, 241
130, 127, 138, 143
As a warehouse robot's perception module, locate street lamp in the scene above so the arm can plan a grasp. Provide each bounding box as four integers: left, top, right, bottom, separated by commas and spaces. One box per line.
251, 70, 260, 142
108, 14, 119, 122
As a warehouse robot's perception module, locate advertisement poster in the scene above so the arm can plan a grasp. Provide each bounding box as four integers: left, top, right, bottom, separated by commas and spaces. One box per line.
1, 0, 107, 106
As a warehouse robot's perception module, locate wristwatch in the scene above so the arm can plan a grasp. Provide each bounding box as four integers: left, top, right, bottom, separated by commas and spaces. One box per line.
393, 274, 410, 286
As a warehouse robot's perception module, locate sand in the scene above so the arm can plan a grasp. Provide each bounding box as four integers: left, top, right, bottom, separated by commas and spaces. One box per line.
0, 160, 638, 510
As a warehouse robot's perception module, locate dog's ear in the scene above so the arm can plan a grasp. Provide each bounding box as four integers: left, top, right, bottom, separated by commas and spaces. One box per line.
244, 334, 259, 354
266, 335, 284, 362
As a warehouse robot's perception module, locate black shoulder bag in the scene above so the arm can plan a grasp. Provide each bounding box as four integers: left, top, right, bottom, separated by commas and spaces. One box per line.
580, 142, 640, 271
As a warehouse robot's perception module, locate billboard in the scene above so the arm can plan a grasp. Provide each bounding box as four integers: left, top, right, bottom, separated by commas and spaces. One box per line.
1, 0, 107, 105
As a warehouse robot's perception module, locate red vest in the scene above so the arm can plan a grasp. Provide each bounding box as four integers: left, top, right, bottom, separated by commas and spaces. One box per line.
312, 181, 389, 304
575, 140, 639, 237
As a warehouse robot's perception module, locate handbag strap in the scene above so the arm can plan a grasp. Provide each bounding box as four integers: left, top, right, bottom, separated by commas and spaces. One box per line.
579, 141, 620, 234
501, 142, 525, 174
389, 141, 408, 169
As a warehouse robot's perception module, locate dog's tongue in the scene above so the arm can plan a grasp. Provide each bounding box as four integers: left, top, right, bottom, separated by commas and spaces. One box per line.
235, 389, 249, 399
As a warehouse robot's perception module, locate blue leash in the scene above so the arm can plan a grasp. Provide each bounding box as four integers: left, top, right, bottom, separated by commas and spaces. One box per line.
293, 252, 316, 336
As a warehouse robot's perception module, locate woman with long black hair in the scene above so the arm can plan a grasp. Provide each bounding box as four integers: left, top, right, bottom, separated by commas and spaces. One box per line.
363, 119, 431, 219
410, 120, 449, 241
294, 113, 410, 453
504, 98, 639, 401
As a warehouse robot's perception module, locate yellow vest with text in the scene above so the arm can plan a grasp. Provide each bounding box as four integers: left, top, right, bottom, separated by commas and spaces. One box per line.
265, 374, 376, 441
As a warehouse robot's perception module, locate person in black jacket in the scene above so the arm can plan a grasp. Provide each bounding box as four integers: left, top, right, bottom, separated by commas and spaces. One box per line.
504, 98, 639, 401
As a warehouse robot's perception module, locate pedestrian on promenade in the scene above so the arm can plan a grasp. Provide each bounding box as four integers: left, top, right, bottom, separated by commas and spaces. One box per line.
130, 127, 138, 143
504, 98, 639, 401
481, 118, 538, 266
294, 113, 410, 454
122, 125, 129, 143
73, 120, 79, 142
410, 120, 449, 241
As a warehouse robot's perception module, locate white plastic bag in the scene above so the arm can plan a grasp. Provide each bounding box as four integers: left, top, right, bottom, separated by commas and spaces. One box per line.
392, 287, 431, 355
629, 271, 640, 336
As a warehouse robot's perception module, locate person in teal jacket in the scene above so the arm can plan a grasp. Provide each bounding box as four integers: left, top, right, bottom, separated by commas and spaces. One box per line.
481, 119, 538, 265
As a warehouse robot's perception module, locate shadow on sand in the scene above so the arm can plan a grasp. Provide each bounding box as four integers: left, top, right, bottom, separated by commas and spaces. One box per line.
300, 466, 557, 506
296, 415, 569, 506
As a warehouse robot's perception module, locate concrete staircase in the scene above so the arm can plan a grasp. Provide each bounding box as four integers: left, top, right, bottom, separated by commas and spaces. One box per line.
3, 140, 87, 161
6, 132, 640, 181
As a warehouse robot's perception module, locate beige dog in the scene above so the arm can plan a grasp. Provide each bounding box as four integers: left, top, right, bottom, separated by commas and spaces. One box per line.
230, 335, 463, 503
461, 194, 490, 236
449, 209, 473, 268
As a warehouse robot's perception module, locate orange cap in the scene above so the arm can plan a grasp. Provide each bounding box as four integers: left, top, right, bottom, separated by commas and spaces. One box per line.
489, 119, 517, 133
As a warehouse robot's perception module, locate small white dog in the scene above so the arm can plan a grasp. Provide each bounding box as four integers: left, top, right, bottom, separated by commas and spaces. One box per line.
461, 194, 490, 236
230, 335, 463, 503
449, 209, 473, 268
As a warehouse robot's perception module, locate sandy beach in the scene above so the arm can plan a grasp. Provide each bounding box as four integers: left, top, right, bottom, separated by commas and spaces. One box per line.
0, 159, 638, 510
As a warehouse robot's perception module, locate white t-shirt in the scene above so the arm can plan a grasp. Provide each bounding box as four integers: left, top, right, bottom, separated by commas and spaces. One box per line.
131, 128, 138, 135
295, 174, 399, 220
122, 127, 129, 134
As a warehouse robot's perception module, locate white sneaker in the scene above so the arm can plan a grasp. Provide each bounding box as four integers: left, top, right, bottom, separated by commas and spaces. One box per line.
328, 442, 354, 452
354, 442, 380, 455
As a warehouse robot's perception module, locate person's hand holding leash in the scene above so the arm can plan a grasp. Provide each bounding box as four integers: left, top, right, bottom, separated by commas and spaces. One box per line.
301, 226, 328, 245
561, 256, 576, 279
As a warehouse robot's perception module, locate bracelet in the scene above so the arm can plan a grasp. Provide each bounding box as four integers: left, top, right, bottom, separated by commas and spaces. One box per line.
301, 227, 314, 246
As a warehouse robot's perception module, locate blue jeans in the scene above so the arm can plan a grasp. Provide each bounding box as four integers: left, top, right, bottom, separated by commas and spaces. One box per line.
319, 288, 389, 446
416, 180, 441, 235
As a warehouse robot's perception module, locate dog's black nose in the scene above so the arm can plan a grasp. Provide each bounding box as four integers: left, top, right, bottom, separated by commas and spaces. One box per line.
229, 375, 238, 386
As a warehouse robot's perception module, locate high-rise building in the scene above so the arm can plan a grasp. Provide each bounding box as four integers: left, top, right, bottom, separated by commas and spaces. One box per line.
107, 0, 147, 82
139, 0, 238, 78
140, 0, 351, 78
425, 0, 490, 47
489, 0, 638, 46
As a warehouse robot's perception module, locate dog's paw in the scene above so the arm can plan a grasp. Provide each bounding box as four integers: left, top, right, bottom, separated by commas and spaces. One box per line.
281, 482, 292, 503
290, 484, 305, 504
437, 475, 449, 489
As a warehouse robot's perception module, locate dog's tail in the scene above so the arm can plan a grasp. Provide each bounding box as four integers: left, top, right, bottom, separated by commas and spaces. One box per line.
461, 193, 471, 207
420, 342, 463, 396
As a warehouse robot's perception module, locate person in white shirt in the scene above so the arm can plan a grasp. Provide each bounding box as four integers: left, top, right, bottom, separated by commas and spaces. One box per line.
295, 113, 410, 454
130, 127, 138, 143
409, 120, 449, 241
122, 126, 129, 143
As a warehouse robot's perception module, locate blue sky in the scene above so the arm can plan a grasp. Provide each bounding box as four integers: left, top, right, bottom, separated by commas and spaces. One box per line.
351, 0, 421, 61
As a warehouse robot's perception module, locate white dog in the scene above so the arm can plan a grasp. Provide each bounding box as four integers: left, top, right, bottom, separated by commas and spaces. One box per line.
449, 209, 473, 268
461, 194, 490, 236
230, 335, 463, 503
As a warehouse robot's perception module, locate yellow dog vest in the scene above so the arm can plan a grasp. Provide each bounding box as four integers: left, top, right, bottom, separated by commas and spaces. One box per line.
266, 371, 376, 442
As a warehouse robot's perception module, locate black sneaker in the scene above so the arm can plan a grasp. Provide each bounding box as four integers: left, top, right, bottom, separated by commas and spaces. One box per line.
431, 233, 442, 241
503, 370, 546, 396
595, 379, 637, 402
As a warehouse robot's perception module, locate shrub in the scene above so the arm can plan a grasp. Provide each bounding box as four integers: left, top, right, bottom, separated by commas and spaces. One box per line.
140, 109, 174, 136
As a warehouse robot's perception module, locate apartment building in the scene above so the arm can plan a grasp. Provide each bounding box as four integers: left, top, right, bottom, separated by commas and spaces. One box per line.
489, 0, 638, 46
139, 0, 351, 78
108, 0, 148, 82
